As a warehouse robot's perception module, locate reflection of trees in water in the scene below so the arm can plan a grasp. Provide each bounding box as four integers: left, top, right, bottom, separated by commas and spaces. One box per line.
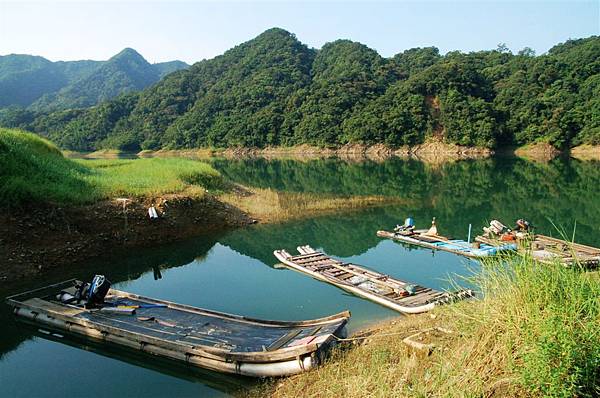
220, 207, 401, 265
215, 157, 600, 247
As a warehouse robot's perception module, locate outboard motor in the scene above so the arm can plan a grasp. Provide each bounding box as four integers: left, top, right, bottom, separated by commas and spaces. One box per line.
72, 275, 111, 307
87, 275, 111, 305
483, 220, 508, 237
513, 219, 534, 239
514, 219, 533, 232
394, 217, 415, 234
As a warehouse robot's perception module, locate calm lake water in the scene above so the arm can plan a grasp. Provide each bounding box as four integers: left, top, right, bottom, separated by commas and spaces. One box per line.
1, 156, 599, 397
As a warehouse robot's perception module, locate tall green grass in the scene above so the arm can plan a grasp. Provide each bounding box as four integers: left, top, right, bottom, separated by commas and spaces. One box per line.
0, 128, 224, 206
470, 256, 600, 397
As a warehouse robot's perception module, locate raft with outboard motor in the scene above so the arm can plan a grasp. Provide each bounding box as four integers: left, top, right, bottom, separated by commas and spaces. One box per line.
274, 246, 473, 314
6, 279, 349, 377
377, 219, 517, 259
476, 219, 600, 267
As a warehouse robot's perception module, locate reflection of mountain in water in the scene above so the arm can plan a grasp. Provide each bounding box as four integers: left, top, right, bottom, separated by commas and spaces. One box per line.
220, 210, 391, 265
214, 157, 600, 247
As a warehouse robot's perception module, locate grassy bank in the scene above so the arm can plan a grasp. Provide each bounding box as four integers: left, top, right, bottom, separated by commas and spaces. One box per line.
245, 256, 600, 398
0, 128, 223, 206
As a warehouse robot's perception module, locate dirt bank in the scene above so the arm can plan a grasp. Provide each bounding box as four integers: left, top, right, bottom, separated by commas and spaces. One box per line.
70, 144, 600, 164
0, 194, 253, 283
0, 185, 409, 284
228, 142, 493, 162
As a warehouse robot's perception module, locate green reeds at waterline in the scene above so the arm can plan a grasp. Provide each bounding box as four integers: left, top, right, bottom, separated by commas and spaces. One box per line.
0, 128, 224, 206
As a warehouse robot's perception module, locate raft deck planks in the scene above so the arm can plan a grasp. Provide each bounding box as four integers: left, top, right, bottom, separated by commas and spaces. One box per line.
274, 246, 473, 314
6, 280, 349, 377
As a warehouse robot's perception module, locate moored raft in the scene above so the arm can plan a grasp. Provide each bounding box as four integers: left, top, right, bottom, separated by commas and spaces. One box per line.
476, 232, 600, 267
6, 280, 349, 377
274, 246, 473, 314
377, 229, 517, 258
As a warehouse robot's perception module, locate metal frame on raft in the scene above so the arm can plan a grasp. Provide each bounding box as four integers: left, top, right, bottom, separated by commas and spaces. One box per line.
6, 279, 350, 377
376, 230, 517, 259
274, 246, 473, 314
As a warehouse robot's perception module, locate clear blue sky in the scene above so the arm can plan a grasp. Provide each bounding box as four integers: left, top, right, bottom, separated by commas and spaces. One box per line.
1, 1, 598, 64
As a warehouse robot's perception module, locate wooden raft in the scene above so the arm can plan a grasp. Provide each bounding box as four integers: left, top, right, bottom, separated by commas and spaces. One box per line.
6, 280, 349, 377
476, 234, 600, 267
377, 230, 517, 259
274, 246, 473, 314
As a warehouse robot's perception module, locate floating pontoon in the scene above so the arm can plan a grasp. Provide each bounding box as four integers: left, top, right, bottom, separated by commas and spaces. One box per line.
6, 280, 349, 377
274, 246, 473, 314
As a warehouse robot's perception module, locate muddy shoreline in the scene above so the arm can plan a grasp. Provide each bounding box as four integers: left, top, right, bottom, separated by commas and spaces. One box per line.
0, 194, 253, 284
0, 186, 402, 284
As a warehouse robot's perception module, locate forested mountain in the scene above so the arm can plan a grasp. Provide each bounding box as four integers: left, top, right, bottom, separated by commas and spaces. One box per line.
3, 28, 599, 151
29, 48, 162, 111
282, 40, 397, 146
0, 50, 188, 111
0, 55, 100, 107
153, 60, 191, 78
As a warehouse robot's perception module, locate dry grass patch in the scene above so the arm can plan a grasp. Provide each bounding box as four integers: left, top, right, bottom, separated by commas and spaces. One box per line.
220, 187, 410, 223
241, 303, 527, 398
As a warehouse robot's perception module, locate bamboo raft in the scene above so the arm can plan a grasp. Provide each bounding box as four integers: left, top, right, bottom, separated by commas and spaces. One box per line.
377, 230, 517, 259
476, 234, 600, 267
274, 246, 473, 314
6, 280, 349, 377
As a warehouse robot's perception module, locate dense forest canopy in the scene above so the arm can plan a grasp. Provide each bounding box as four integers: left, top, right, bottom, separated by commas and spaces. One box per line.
0, 49, 188, 112
1, 28, 598, 151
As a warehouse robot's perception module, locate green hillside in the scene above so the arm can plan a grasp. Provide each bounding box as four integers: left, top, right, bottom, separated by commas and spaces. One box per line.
29, 49, 160, 111
4, 29, 600, 151
283, 39, 397, 146
153, 60, 190, 78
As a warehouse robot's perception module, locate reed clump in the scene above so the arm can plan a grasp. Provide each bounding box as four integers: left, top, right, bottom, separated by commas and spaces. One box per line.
244, 255, 600, 398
